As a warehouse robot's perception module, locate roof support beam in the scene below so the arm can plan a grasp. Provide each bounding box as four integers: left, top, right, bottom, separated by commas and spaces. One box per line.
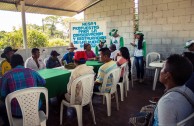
20, 0, 27, 49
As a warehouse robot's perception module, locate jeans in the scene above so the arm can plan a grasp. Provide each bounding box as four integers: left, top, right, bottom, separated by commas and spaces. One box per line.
134, 56, 144, 79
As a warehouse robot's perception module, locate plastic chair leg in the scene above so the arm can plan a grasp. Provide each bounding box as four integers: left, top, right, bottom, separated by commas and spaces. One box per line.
105, 94, 111, 116
89, 102, 96, 125
60, 102, 64, 125
74, 105, 83, 126
103, 96, 105, 104
119, 83, 124, 101
115, 92, 119, 111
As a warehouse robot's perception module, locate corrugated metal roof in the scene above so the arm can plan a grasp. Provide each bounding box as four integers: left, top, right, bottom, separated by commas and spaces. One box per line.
0, 0, 102, 16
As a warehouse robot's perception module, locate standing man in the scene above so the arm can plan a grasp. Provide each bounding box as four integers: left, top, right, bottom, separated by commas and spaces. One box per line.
109, 29, 124, 50
0, 54, 46, 126
25, 48, 46, 71
184, 40, 194, 52
0, 46, 17, 75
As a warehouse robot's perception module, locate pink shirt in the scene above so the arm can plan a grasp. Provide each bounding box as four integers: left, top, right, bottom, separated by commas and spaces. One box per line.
117, 57, 128, 77
85, 50, 96, 59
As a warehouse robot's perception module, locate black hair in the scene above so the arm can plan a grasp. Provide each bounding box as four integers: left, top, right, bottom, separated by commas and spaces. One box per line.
182, 52, 194, 71
99, 47, 111, 57
166, 54, 193, 86
109, 44, 116, 51
10, 54, 24, 68
119, 47, 131, 80
31, 48, 39, 54
138, 35, 144, 49
84, 43, 90, 50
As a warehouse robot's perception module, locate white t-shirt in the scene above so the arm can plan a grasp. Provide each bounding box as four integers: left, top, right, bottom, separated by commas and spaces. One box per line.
154, 85, 194, 126
110, 36, 120, 50
110, 50, 119, 61
134, 39, 146, 57
25, 56, 46, 71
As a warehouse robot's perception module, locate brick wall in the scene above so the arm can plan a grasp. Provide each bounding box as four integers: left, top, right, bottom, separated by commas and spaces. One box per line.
139, 0, 194, 59
84, 0, 135, 55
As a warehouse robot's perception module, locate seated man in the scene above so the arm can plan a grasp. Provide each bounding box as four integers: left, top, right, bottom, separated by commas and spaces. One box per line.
94, 48, 117, 93
46, 50, 61, 68
61, 43, 77, 65
25, 48, 46, 71
0, 54, 46, 126
95, 38, 107, 56
65, 51, 94, 104
153, 54, 194, 125
0, 46, 17, 75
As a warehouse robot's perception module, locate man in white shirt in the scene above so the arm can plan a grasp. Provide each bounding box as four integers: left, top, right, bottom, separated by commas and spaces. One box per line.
25, 48, 46, 71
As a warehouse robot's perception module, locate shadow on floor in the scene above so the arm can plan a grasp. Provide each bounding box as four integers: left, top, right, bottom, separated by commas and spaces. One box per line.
47, 79, 165, 126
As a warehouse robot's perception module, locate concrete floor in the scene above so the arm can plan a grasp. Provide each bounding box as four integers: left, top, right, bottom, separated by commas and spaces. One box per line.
46, 79, 165, 126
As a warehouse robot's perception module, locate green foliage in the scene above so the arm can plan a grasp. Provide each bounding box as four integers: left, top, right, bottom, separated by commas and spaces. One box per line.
48, 38, 68, 47
27, 29, 48, 48
0, 29, 23, 49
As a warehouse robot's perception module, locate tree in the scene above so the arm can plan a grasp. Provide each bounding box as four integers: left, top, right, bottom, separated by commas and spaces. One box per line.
27, 29, 48, 48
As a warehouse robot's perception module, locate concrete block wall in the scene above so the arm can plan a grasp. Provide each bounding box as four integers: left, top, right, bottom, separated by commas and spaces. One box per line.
139, 0, 194, 59
84, 0, 135, 55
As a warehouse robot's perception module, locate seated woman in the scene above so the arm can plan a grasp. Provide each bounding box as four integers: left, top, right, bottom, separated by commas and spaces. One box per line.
65, 51, 94, 104
46, 50, 61, 68
116, 47, 131, 81
84, 43, 96, 60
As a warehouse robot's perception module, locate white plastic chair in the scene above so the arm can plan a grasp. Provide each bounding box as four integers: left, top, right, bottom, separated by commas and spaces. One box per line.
177, 112, 194, 126
146, 52, 161, 69
5, 87, 49, 126
43, 57, 49, 66
60, 74, 96, 126
117, 62, 128, 101
94, 67, 121, 116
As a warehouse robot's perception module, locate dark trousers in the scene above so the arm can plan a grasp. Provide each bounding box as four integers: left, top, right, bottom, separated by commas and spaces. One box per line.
0, 103, 9, 126
134, 56, 144, 79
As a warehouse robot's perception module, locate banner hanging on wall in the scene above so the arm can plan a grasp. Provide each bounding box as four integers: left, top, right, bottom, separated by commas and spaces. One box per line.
70, 21, 106, 51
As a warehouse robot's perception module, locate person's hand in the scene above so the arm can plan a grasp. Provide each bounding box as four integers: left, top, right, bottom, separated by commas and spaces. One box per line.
130, 42, 136, 46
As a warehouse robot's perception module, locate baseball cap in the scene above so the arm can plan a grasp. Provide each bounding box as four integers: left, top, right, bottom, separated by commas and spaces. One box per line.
185, 40, 194, 48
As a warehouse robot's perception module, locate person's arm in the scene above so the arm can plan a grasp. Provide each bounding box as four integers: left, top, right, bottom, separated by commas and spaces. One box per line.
1, 61, 5, 75
61, 54, 68, 65
120, 37, 124, 47
143, 40, 147, 59
35, 72, 46, 86
0, 76, 8, 101
95, 46, 99, 56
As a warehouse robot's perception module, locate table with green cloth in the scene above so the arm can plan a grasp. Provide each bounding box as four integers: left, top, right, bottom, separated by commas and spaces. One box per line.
86, 60, 103, 73
38, 69, 71, 98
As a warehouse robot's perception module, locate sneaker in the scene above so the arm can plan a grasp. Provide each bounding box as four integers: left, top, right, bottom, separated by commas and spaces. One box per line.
139, 79, 144, 83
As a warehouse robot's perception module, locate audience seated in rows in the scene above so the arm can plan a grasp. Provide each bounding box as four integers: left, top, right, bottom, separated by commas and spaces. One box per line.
94, 47, 117, 93
46, 50, 61, 68
25, 48, 46, 71
65, 51, 94, 104
153, 54, 194, 126
0, 54, 46, 126
61, 43, 77, 65
0, 46, 17, 75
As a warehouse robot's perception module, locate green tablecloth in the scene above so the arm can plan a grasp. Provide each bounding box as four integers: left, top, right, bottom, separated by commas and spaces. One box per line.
38, 69, 71, 98
86, 61, 103, 73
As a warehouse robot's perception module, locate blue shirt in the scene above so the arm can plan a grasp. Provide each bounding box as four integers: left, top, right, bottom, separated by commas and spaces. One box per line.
46, 57, 61, 68
62, 52, 74, 64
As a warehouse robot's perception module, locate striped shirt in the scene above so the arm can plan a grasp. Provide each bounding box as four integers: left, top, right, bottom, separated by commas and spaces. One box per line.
96, 60, 117, 93
1, 65, 46, 116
